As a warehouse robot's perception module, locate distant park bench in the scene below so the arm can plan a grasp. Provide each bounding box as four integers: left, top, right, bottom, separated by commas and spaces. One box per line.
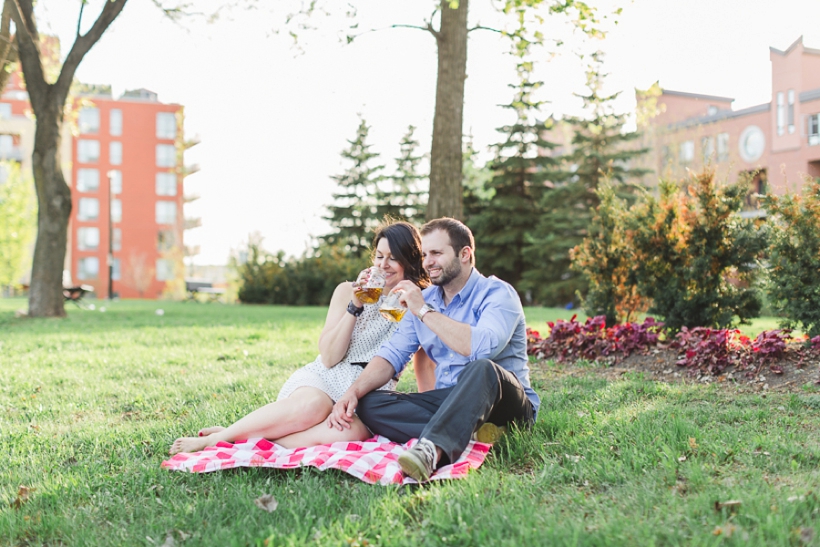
185, 280, 225, 303
63, 284, 94, 308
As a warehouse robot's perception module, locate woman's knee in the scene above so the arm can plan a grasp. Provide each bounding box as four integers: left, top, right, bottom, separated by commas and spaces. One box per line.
287, 387, 333, 425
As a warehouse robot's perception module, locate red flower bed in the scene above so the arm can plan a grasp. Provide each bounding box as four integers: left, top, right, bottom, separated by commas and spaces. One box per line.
527, 316, 820, 379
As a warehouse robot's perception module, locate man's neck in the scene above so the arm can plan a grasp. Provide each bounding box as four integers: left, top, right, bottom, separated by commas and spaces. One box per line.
441, 267, 472, 306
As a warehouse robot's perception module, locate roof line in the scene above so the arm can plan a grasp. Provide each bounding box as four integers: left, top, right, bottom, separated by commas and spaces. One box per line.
667, 102, 771, 130
662, 89, 734, 102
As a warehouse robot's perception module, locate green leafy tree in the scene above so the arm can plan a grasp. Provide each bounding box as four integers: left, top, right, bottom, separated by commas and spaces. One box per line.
469, 69, 560, 293
764, 178, 820, 337
524, 52, 649, 306
378, 125, 428, 224
322, 117, 385, 256
462, 137, 494, 220
0, 162, 36, 292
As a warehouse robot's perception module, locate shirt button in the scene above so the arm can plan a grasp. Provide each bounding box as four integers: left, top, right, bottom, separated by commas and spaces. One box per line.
449, 353, 453, 358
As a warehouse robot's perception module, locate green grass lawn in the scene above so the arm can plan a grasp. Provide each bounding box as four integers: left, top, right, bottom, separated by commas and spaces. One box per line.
2, 298, 819, 546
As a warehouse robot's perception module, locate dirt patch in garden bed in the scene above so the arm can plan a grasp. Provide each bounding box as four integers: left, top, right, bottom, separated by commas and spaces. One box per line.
532, 349, 820, 394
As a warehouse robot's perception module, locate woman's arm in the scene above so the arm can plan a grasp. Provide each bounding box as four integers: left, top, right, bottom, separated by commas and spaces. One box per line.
317, 281, 361, 368
413, 347, 436, 393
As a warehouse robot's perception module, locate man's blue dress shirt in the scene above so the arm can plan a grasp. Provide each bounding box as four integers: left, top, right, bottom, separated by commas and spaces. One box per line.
375, 268, 541, 417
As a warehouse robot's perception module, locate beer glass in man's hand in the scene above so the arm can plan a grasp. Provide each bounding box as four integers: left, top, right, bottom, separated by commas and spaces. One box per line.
353, 267, 386, 304
379, 290, 407, 322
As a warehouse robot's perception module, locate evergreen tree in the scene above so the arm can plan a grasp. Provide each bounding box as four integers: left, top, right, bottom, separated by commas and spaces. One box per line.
523, 51, 650, 306
322, 118, 385, 256
462, 137, 494, 221
378, 125, 428, 224
469, 69, 561, 295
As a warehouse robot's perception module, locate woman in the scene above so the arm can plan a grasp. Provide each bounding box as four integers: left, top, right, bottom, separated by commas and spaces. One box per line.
169, 220, 430, 454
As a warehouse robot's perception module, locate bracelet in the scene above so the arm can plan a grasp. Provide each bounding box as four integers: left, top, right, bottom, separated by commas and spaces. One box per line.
347, 300, 364, 317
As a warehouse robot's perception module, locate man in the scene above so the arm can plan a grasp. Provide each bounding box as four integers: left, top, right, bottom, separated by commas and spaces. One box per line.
328, 218, 540, 482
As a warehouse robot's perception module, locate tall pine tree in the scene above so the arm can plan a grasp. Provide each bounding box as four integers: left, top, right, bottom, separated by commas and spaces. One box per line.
323, 118, 385, 256
523, 52, 649, 306
378, 125, 428, 224
469, 68, 561, 296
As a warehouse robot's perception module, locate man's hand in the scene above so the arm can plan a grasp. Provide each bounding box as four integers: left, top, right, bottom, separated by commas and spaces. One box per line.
328, 390, 359, 430
393, 280, 426, 317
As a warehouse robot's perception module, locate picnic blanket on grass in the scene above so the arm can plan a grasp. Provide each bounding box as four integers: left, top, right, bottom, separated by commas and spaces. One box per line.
162, 436, 491, 485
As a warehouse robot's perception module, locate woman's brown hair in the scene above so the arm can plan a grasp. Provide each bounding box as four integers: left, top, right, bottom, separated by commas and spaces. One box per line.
372, 219, 430, 288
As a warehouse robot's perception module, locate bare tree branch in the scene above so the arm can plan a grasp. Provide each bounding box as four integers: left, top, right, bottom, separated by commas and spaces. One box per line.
8, 0, 45, 109
468, 25, 501, 33
55, 0, 127, 102
76, 0, 85, 38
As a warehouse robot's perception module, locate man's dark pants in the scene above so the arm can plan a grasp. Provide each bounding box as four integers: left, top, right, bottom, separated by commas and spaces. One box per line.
356, 359, 534, 465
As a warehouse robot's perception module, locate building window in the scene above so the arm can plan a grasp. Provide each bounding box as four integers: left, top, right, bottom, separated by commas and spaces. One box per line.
78, 140, 100, 163
113, 227, 122, 252
78, 107, 100, 134
788, 90, 795, 134
77, 227, 100, 251
0, 134, 14, 159
156, 144, 176, 167
156, 172, 177, 196
109, 109, 122, 136
108, 170, 122, 195
110, 141, 122, 165
809, 114, 820, 146
156, 258, 174, 281
111, 258, 121, 281
707, 105, 718, 116
679, 140, 694, 164
76, 169, 99, 192
0, 103, 11, 119
156, 200, 176, 224
157, 229, 175, 251
701, 136, 715, 163
156, 112, 176, 140
777, 92, 785, 136
111, 199, 122, 223
717, 132, 730, 162
78, 197, 99, 221
77, 257, 99, 280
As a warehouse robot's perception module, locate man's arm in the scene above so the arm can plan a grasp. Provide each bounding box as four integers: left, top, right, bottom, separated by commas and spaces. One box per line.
328, 356, 395, 430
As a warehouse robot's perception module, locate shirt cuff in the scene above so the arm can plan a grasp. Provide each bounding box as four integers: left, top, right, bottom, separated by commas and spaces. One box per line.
469, 326, 500, 361
375, 347, 406, 375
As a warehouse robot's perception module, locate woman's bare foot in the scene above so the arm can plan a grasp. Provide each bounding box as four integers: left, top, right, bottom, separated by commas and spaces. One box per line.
169, 436, 212, 455
198, 426, 226, 437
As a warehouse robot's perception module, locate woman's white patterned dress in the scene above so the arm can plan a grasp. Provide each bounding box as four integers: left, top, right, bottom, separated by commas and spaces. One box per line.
276, 299, 399, 402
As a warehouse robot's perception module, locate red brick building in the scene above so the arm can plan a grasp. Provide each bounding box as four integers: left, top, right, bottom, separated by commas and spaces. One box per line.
0, 70, 192, 299
639, 36, 820, 208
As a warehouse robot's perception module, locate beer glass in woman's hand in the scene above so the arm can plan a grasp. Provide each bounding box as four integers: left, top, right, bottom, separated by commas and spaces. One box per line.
353, 267, 386, 304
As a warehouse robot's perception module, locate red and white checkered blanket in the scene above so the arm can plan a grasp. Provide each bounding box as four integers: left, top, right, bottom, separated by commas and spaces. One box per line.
162, 436, 491, 485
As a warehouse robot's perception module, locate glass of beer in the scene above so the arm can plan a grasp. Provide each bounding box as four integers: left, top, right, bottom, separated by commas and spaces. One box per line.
354, 267, 385, 305
379, 290, 407, 322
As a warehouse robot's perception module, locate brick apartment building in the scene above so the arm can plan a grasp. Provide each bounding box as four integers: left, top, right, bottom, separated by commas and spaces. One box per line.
639, 36, 820, 208
0, 64, 195, 299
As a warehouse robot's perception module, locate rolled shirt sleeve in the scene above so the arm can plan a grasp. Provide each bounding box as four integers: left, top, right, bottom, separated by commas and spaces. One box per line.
375, 313, 421, 376
469, 284, 523, 362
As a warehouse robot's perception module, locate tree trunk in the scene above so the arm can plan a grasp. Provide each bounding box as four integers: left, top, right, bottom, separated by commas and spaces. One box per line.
427, 0, 468, 221
10, 0, 127, 317
28, 95, 71, 317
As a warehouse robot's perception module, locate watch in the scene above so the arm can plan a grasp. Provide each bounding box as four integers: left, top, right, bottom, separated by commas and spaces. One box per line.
417, 303, 436, 322
347, 300, 364, 317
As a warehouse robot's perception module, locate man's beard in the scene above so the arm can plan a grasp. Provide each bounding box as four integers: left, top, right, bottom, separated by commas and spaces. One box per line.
430, 257, 463, 287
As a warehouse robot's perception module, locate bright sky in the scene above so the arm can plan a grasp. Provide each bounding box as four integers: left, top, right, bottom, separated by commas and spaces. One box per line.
35, 0, 820, 265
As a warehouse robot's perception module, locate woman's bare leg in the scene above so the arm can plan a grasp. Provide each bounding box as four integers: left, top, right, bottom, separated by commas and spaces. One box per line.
274, 415, 372, 449
169, 387, 332, 454
198, 426, 226, 436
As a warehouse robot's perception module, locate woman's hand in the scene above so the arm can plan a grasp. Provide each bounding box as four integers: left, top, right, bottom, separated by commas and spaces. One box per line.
328, 391, 359, 430
351, 269, 371, 307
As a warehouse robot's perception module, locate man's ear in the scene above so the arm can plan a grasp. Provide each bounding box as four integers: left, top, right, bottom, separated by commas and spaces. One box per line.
460, 247, 473, 264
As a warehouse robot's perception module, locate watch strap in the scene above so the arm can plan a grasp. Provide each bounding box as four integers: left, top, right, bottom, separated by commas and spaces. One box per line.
347, 300, 364, 317
418, 303, 435, 322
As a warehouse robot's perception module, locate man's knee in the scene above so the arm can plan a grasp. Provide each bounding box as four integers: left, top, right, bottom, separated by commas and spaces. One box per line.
460, 359, 499, 383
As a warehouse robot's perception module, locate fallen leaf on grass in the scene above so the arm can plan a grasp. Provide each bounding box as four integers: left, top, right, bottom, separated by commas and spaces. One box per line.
714, 499, 742, 511
10, 486, 34, 509
799, 527, 815, 544
254, 494, 278, 513
678, 455, 687, 462
161, 533, 175, 547
713, 523, 738, 537
688, 437, 698, 451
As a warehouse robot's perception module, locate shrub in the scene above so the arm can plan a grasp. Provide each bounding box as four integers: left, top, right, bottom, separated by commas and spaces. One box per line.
235, 237, 369, 306
763, 178, 820, 337
626, 170, 767, 331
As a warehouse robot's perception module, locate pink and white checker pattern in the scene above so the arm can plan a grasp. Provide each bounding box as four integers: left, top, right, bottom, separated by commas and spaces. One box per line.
162, 436, 491, 485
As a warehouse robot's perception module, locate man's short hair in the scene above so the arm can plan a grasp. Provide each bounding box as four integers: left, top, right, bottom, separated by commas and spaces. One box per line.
420, 217, 475, 266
